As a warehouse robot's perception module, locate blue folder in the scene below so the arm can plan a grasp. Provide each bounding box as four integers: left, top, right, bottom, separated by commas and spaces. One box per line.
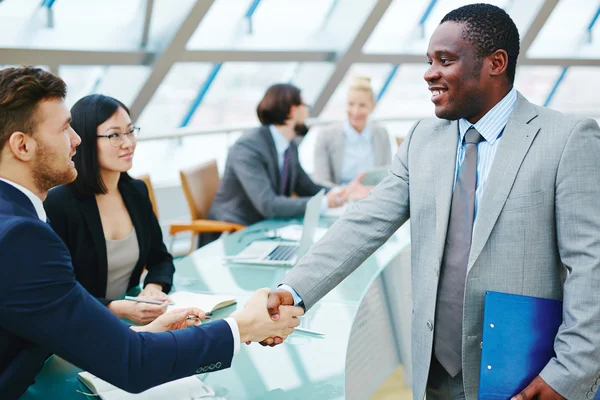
478, 291, 562, 399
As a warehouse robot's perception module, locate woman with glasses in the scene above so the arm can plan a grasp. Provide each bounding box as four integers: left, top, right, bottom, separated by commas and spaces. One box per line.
44, 94, 175, 326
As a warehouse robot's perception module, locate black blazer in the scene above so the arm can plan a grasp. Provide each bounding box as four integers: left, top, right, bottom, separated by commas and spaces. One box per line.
44, 178, 175, 305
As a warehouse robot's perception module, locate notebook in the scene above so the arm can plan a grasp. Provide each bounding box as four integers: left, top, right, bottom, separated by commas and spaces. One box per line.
168, 291, 237, 315
78, 372, 214, 400
478, 291, 562, 399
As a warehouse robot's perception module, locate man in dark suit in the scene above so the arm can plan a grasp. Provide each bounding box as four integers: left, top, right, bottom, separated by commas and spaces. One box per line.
0, 66, 303, 399
209, 83, 367, 227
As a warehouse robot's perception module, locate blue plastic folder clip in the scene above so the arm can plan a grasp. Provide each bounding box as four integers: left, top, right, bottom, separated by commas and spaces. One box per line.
478, 291, 562, 399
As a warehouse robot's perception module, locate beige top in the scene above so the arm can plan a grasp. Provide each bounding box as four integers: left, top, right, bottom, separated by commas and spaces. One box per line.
105, 228, 140, 299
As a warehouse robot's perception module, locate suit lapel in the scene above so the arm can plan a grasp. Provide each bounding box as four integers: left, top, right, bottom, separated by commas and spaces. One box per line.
120, 182, 145, 268
434, 120, 459, 264
332, 130, 345, 182
467, 95, 540, 272
372, 126, 386, 166
79, 194, 109, 292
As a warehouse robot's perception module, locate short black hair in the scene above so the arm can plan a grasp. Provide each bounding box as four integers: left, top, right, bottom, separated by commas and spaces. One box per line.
256, 83, 302, 125
441, 3, 520, 84
69, 94, 132, 195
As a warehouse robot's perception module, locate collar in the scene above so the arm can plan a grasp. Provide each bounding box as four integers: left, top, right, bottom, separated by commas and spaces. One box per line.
268, 125, 291, 156
343, 120, 372, 143
458, 87, 518, 145
0, 178, 46, 221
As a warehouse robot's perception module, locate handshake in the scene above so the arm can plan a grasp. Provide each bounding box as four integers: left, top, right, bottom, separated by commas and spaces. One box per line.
133, 288, 301, 345
233, 288, 302, 344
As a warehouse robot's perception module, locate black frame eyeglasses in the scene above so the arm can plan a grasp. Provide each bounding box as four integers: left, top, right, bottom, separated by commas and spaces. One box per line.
97, 127, 140, 147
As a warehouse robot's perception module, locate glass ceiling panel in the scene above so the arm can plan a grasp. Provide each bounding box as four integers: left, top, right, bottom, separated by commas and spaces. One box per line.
137, 63, 214, 129
187, 62, 334, 127
547, 67, 600, 116
60, 66, 151, 110
364, 0, 541, 54
527, 0, 599, 58
146, 0, 196, 51
319, 63, 392, 120
513, 66, 563, 106
373, 64, 432, 119
187, 0, 376, 51
0, 0, 144, 50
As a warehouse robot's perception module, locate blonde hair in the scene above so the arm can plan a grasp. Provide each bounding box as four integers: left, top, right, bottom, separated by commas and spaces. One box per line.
348, 76, 375, 103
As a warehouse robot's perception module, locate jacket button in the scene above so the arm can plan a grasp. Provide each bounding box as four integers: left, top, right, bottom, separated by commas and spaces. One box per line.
586, 392, 594, 399
216, 362, 222, 368
592, 384, 598, 392
427, 321, 433, 331
195, 367, 203, 374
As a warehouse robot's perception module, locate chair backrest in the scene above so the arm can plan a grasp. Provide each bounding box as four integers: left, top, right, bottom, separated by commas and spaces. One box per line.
180, 160, 220, 220
137, 174, 159, 218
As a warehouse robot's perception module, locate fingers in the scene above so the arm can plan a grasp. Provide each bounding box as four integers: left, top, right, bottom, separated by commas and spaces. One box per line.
511, 377, 539, 400
266, 292, 282, 320
182, 307, 206, 320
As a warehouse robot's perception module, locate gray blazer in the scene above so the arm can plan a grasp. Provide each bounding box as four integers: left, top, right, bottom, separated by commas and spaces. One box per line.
209, 126, 326, 226
312, 122, 392, 186
282, 93, 600, 400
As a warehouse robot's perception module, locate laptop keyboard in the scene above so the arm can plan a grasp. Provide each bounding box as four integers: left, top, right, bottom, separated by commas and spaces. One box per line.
266, 245, 298, 261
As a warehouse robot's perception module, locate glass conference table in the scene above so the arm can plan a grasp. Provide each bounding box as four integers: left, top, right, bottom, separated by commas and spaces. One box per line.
21, 216, 412, 400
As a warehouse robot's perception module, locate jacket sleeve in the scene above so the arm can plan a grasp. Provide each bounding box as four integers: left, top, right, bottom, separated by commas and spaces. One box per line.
231, 142, 311, 218
280, 121, 421, 310
0, 220, 234, 394
133, 181, 175, 292
538, 118, 600, 398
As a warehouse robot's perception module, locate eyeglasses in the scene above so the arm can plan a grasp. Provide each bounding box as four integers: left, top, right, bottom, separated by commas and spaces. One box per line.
97, 127, 140, 148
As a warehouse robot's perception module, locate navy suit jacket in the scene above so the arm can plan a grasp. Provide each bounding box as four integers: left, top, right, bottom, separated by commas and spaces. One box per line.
0, 180, 233, 399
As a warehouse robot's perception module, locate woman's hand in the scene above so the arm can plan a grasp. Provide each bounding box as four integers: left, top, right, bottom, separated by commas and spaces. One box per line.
131, 307, 207, 333
108, 299, 168, 325
139, 283, 173, 303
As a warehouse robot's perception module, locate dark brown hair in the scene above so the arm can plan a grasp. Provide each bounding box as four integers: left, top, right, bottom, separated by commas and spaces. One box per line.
0, 66, 67, 157
256, 83, 302, 125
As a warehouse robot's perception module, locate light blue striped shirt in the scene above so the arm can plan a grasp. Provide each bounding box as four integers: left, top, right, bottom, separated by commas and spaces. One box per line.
280, 88, 518, 307
455, 87, 518, 219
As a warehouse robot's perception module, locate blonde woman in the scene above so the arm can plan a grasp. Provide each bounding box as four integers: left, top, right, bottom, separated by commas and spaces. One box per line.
313, 77, 391, 186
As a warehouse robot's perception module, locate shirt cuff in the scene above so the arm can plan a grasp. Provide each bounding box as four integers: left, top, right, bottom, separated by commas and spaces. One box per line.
224, 317, 240, 356
278, 284, 304, 307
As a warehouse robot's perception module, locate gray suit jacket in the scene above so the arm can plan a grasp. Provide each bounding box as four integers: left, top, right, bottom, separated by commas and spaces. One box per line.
209, 126, 326, 226
312, 122, 392, 186
281, 93, 600, 399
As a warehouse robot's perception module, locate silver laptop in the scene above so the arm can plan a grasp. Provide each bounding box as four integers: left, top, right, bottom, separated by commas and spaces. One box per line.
229, 189, 324, 266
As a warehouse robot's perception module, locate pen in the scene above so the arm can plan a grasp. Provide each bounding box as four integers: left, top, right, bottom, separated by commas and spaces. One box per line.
124, 296, 174, 306
186, 316, 211, 321
294, 327, 325, 337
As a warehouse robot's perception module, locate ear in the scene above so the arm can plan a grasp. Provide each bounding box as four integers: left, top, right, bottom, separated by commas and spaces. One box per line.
488, 49, 508, 78
7, 132, 36, 162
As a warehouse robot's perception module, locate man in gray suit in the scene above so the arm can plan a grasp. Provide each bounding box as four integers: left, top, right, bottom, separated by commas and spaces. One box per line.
265, 4, 600, 400
209, 84, 360, 227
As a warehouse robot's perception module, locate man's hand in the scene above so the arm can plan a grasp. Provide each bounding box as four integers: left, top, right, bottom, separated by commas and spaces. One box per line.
256, 289, 296, 346
131, 307, 206, 333
108, 299, 168, 325
234, 288, 302, 344
511, 376, 566, 400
